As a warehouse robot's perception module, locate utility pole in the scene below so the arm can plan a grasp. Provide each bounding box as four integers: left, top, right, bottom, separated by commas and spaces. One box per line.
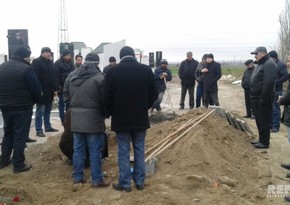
57, 0, 69, 58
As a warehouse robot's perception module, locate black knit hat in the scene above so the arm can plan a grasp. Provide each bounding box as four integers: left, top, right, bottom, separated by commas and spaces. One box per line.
41, 47, 51, 54
13, 45, 31, 58
120, 46, 135, 59
160, 59, 168, 65
109, 56, 116, 62
207, 53, 214, 59
61, 49, 71, 57
244, 59, 254, 65
268, 50, 278, 59
85, 52, 99, 63
202, 54, 208, 60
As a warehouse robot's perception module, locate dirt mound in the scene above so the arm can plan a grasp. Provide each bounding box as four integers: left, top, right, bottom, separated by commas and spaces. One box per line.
0, 108, 271, 204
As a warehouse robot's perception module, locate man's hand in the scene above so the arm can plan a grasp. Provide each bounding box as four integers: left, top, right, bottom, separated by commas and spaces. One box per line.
278, 95, 282, 102
201, 68, 208, 73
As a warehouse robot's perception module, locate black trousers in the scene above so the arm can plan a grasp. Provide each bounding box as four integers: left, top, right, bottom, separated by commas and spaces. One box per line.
179, 85, 195, 108
251, 97, 273, 146
204, 91, 219, 108
244, 89, 252, 116
0, 107, 32, 169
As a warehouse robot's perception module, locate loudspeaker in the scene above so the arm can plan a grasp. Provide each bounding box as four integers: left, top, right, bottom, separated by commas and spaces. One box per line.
7, 29, 29, 60
156, 51, 162, 67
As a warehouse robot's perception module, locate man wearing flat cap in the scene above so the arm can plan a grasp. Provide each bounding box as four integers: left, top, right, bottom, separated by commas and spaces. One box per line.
0, 45, 41, 173
32, 47, 59, 138
242, 59, 255, 119
250, 46, 278, 149
53, 49, 75, 124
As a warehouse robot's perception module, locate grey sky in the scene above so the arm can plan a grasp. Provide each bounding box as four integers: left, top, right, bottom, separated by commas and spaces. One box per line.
0, 0, 285, 62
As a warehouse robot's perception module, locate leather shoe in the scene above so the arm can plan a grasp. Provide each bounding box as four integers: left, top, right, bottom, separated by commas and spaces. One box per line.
112, 183, 131, 192
0, 159, 11, 169
36, 132, 46, 137
179, 106, 184, 110
250, 140, 260, 144
92, 179, 110, 188
243, 115, 251, 118
285, 196, 290, 202
254, 142, 269, 149
136, 184, 144, 190
281, 163, 290, 170
45, 128, 59, 132
270, 128, 279, 133
27, 137, 36, 143
13, 163, 32, 173
286, 173, 290, 178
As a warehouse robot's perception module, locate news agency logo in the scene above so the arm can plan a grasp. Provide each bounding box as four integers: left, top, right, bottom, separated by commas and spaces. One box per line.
267, 185, 290, 197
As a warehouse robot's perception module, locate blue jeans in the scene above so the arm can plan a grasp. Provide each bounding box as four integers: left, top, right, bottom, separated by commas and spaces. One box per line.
0, 108, 32, 169
195, 83, 203, 108
58, 93, 65, 123
116, 130, 146, 188
73, 132, 105, 184
272, 91, 282, 130
152, 90, 165, 110
35, 102, 52, 132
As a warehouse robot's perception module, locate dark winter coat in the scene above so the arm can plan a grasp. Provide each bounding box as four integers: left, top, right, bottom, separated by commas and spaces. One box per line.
63, 62, 105, 133
203, 61, 222, 92
103, 56, 158, 132
274, 60, 288, 92
53, 57, 74, 92
279, 80, 290, 127
250, 55, 278, 102
32, 56, 55, 104
194, 62, 207, 84
241, 66, 255, 90
0, 56, 41, 110
154, 67, 172, 91
178, 59, 199, 86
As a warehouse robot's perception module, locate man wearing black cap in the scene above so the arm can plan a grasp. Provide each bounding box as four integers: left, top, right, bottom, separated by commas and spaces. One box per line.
242, 59, 255, 118
151, 59, 172, 112
32, 47, 59, 137
53, 49, 75, 123
103, 56, 117, 74
0, 45, 41, 173
250, 46, 278, 149
103, 46, 158, 192
63, 52, 109, 188
268, 50, 288, 133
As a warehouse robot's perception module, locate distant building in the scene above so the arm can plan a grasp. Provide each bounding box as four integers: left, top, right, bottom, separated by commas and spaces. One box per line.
93, 42, 111, 54
71, 41, 87, 55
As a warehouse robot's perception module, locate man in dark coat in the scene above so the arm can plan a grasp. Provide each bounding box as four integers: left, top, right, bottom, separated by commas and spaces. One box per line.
241, 59, 255, 118
202, 53, 222, 108
32, 47, 58, 137
103, 46, 158, 192
63, 52, 109, 187
103, 56, 117, 74
194, 54, 208, 108
268, 50, 288, 133
0, 46, 41, 173
250, 46, 278, 149
53, 49, 74, 123
151, 59, 172, 112
178, 51, 198, 109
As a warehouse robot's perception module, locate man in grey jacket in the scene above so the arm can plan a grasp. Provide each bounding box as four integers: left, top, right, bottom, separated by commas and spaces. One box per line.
63, 52, 109, 188
250, 47, 278, 149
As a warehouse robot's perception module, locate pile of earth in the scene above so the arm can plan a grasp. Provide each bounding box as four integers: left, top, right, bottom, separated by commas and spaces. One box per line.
0, 107, 272, 205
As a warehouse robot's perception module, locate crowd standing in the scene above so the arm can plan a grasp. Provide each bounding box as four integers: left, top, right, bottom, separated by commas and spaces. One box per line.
0, 44, 289, 198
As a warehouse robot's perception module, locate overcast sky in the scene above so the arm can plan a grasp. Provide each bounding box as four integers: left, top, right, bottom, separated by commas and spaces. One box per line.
0, 0, 285, 62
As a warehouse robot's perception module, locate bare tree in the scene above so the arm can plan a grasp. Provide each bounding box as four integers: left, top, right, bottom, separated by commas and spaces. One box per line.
278, 0, 290, 62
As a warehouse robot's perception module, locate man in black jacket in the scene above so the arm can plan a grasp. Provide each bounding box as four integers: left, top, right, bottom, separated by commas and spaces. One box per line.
242, 59, 255, 118
250, 47, 278, 149
0, 46, 41, 173
53, 49, 74, 123
33, 47, 58, 137
202, 54, 222, 108
178, 52, 198, 109
103, 46, 158, 192
268, 50, 288, 133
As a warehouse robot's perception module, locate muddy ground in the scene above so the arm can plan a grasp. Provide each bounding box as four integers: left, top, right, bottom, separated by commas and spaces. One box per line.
1, 76, 290, 205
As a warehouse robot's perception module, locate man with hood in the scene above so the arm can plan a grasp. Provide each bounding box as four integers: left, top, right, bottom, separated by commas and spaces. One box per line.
63, 52, 109, 188
250, 47, 278, 149
103, 46, 158, 192
0, 45, 41, 173
53, 49, 74, 123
